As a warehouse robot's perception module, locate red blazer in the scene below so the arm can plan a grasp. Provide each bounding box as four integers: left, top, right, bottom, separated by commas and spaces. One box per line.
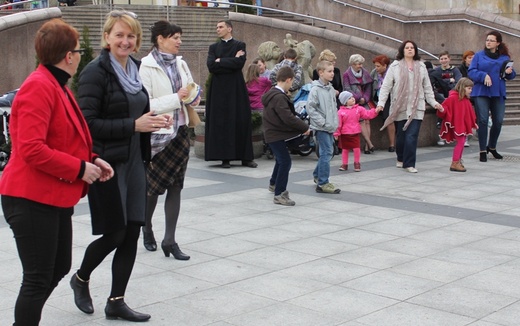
0, 65, 95, 208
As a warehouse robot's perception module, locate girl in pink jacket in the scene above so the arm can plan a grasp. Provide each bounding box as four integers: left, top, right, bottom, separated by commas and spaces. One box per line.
334, 91, 381, 171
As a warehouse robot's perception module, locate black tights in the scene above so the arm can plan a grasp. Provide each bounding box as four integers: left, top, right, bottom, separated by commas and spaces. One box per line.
144, 184, 181, 245
76, 224, 140, 298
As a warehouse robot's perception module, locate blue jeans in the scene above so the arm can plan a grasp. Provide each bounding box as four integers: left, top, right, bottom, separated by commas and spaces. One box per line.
473, 96, 505, 151
395, 119, 422, 168
313, 131, 334, 185
268, 140, 291, 196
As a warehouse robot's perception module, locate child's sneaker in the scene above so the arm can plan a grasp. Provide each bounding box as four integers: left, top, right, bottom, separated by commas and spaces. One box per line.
339, 164, 348, 171
273, 191, 295, 206
354, 162, 361, 172
316, 183, 341, 194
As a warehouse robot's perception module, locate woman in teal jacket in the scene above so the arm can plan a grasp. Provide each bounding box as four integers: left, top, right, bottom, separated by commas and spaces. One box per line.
468, 30, 516, 162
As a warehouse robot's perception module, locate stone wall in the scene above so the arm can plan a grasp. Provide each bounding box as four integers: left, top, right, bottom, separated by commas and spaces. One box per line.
261, 0, 520, 60
0, 8, 62, 93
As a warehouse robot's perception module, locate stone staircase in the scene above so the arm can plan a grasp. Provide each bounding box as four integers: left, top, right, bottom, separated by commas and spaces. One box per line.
59, 5, 229, 54
505, 79, 520, 125
261, 9, 326, 29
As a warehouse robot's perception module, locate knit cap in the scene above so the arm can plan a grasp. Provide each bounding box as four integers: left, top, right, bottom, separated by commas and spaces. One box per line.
338, 91, 353, 105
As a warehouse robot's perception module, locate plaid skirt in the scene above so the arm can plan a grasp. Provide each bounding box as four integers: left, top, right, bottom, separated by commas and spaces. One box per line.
146, 126, 190, 196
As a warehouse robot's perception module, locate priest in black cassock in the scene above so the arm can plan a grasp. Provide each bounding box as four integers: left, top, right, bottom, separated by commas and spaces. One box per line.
205, 20, 258, 169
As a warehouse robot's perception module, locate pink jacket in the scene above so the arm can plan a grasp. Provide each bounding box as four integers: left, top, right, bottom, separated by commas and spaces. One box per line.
247, 77, 272, 109
334, 104, 378, 136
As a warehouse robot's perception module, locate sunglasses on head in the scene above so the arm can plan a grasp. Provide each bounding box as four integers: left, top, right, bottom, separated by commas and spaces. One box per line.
109, 10, 138, 19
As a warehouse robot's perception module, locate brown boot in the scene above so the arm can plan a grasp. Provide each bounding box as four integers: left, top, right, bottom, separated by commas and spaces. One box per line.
450, 160, 466, 172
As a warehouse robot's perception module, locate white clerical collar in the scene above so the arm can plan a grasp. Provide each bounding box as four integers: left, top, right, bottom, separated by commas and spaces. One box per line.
221, 37, 233, 42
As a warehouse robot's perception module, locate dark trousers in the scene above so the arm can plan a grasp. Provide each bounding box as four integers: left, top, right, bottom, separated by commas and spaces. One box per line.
2, 195, 73, 326
473, 96, 505, 151
395, 119, 422, 169
268, 140, 292, 196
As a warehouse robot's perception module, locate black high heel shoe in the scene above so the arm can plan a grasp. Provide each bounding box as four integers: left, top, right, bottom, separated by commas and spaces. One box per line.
105, 297, 150, 322
487, 147, 503, 159
142, 229, 157, 252
161, 242, 190, 260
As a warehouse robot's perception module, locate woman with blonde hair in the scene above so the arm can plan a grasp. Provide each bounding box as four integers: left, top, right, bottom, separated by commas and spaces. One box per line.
71, 10, 169, 321
312, 49, 342, 108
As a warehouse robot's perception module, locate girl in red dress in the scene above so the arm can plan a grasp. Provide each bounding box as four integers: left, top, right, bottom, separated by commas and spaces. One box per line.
437, 77, 478, 172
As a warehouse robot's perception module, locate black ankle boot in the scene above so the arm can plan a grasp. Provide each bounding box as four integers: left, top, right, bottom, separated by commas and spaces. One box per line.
142, 229, 157, 252
70, 273, 94, 314
480, 152, 487, 162
105, 297, 151, 322
487, 147, 503, 159
161, 242, 190, 260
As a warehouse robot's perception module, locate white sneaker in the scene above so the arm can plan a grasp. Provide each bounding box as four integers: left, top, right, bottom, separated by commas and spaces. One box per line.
396, 161, 403, 168
437, 139, 445, 146
464, 140, 470, 147
405, 167, 418, 173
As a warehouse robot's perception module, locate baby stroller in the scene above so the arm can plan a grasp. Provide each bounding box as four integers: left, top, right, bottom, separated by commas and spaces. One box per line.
0, 89, 16, 170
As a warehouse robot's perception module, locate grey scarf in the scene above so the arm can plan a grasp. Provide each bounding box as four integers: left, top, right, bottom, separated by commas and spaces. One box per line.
109, 53, 142, 94
151, 47, 182, 93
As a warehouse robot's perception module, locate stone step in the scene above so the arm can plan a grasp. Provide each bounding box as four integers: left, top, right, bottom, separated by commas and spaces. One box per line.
261, 9, 326, 29
60, 5, 228, 51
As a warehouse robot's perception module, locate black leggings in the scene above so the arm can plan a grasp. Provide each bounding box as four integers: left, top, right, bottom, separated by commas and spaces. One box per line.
77, 223, 140, 298
2, 195, 73, 326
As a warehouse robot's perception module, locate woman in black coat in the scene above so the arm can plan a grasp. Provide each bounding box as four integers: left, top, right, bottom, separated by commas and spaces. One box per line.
70, 10, 171, 322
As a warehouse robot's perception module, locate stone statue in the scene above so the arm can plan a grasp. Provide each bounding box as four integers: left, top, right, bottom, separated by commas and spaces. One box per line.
257, 41, 282, 70
296, 40, 316, 84
283, 33, 298, 49
258, 36, 316, 84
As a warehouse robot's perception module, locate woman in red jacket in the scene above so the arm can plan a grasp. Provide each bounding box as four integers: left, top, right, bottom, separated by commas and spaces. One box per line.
0, 19, 113, 326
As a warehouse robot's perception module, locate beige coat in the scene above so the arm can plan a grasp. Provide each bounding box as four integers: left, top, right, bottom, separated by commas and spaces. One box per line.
377, 60, 439, 121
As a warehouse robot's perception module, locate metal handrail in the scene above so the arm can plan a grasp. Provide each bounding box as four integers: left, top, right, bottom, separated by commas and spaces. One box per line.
330, 0, 520, 39
197, 0, 438, 59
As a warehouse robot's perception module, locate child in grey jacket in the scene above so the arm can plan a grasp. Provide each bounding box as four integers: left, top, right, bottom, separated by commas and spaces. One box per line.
306, 60, 340, 194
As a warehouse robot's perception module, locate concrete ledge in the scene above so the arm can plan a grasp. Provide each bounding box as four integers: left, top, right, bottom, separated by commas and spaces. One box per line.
0, 7, 61, 32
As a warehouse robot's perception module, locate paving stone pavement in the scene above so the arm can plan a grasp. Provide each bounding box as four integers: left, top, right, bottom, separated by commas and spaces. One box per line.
1, 126, 520, 326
